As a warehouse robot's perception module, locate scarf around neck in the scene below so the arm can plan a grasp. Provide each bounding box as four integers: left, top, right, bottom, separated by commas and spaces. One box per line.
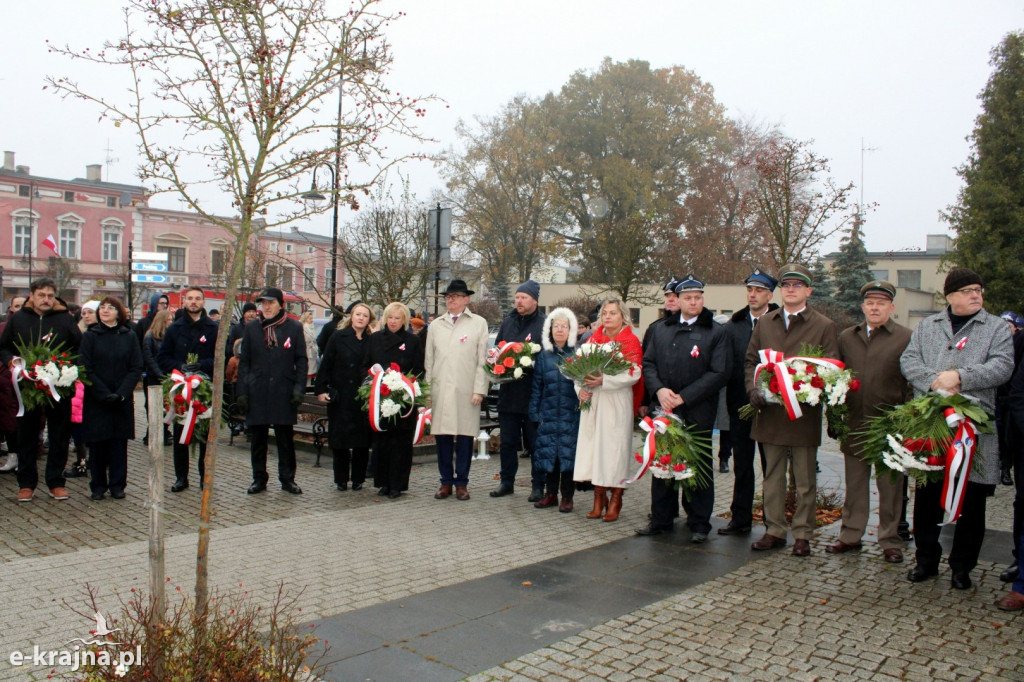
261, 310, 287, 348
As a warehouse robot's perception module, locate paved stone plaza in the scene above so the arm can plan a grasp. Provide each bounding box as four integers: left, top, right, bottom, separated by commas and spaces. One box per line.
0, 391, 1020, 680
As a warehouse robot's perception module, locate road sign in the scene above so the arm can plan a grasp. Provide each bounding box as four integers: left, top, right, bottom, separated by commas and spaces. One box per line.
131, 274, 169, 283
132, 262, 168, 272
132, 251, 169, 262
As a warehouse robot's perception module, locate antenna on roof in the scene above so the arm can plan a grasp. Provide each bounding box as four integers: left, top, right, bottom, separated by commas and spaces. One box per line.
103, 139, 119, 181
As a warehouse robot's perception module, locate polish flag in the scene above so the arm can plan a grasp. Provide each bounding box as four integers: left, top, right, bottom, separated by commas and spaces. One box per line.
42, 234, 59, 255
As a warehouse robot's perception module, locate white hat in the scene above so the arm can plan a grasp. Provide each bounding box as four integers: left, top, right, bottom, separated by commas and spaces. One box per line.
82, 300, 100, 312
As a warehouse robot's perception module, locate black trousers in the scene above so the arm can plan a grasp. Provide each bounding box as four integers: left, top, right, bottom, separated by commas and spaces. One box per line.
249, 424, 297, 485
90, 439, 128, 495
498, 411, 541, 488
172, 424, 206, 483
914, 479, 994, 573
1013, 441, 1023, 561
374, 430, 414, 492
334, 447, 369, 487
543, 467, 575, 498
16, 400, 72, 491
650, 430, 714, 534
727, 414, 766, 528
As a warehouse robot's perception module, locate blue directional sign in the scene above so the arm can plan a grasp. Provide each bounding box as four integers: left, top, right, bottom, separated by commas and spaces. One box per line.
131, 274, 169, 283
132, 262, 168, 272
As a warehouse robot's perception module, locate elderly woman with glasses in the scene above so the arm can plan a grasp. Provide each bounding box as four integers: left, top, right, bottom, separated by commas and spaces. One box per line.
79, 297, 143, 500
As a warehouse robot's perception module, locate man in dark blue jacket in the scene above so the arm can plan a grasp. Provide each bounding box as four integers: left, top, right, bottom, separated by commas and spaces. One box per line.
719, 269, 778, 535
157, 286, 219, 492
489, 280, 547, 501
637, 275, 731, 542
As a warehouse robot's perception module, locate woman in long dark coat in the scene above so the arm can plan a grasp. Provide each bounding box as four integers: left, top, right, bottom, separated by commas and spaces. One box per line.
528, 307, 580, 512
366, 302, 424, 498
80, 297, 143, 500
315, 303, 375, 491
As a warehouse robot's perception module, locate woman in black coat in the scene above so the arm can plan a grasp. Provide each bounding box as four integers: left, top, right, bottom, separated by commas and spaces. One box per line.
79, 297, 143, 500
366, 302, 425, 499
315, 303, 375, 491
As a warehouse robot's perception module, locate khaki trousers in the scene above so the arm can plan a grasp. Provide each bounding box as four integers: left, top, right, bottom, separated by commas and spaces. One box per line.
762, 444, 817, 540
838, 446, 906, 550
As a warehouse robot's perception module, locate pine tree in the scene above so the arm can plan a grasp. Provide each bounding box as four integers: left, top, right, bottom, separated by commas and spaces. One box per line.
829, 217, 874, 317
946, 31, 1024, 313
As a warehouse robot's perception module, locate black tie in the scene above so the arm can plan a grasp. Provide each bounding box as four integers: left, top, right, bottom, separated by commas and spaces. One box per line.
752, 317, 758, 329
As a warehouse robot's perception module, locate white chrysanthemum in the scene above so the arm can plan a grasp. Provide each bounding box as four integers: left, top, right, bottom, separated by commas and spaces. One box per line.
56, 365, 79, 387
383, 372, 405, 391
380, 399, 401, 418
519, 355, 533, 367
674, 468, 695, 480
530, 343, 542, 353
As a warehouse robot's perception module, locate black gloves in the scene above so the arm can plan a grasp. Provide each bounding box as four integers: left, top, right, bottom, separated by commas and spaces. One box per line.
748, 389, 768, 410
102, 394, 123, 405
290, 392, 304, 409
236, 395, 249, 413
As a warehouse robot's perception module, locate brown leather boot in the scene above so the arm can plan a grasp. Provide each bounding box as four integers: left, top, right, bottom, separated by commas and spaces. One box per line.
434, 484, 453, 499
603, 487, 624, 522
585, 486, 607, 519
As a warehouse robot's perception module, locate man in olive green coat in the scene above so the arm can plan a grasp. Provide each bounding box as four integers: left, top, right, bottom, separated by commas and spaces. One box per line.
745, 263, 839, 557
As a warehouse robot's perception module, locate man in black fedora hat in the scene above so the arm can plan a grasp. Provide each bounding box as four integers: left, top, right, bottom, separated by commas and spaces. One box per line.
424, 279, 490, 500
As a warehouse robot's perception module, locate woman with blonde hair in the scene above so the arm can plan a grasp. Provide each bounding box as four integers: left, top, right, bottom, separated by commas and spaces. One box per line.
300, 311, 319, 381
315, 302, 376, 491
142, 309, 173, 446
574, 299, 644, 522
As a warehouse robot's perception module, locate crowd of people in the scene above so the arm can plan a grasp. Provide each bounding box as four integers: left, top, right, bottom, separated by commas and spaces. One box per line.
2, 267, 1023, 613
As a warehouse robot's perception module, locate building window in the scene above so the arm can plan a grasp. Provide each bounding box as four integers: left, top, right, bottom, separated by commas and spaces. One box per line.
58, 219, 82, 259
324, 268, 334, 290
102, 231, 120, 261
897, 269, 921, 289
18, 185, 30, 197
303, 267, 316, 291
281, 266, 294, 290
157, 245, 186, 272
265, 263, 279, 287
64, 191, 75, 203
211, 249, 226, 275
869, 269, 889, 281
13, 214, 34, 257
107, 196, 117, 207
268, 242, 278, 252
307, 246, 314, 254
285, 243, 293, 254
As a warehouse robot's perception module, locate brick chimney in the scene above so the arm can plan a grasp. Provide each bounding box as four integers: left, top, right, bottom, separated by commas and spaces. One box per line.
2, 151, 13, 171
86, 164, 102, 182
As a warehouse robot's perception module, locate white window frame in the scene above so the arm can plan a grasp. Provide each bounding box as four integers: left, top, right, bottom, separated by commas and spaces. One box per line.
100, 218, 124, 262
12, 209, 36, 257
303, 267, 316, 291
57, 214, 84, 259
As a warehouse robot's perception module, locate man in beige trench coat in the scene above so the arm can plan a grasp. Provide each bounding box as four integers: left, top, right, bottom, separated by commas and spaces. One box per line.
425, 279, 490, 500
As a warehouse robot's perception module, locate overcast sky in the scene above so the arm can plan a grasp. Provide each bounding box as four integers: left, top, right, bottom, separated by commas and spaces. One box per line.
2, 1, 1022, 257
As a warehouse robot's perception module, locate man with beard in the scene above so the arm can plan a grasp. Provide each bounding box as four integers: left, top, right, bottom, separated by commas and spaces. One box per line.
158, 286, 219, 492
489, 280, 547, 501
719, 269, 778, 536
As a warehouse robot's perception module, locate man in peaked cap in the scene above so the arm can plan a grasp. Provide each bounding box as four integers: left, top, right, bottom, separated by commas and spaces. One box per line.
745, 263, 839, 556
638, 275, 685, 420
719, 268, 779, 536
827, 280, 912, 562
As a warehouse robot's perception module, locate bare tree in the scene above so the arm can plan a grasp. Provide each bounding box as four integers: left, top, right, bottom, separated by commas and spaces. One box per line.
46, 0, 432, 624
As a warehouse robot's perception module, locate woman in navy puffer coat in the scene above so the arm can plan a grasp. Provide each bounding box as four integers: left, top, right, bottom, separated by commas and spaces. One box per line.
528, 307, 580, 513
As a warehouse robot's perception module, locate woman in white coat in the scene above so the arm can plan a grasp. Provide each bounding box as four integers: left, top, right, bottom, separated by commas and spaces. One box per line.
574, 299, 644, 522
424, 280, 490, 501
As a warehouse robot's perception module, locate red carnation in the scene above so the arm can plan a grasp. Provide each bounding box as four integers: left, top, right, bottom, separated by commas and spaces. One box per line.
381, 384, 391, 396
503, 357, 516, 368
765, 363, 776, 373
390, 362, 401, 372
810, 376, 825, 389
659, 454, 671, 465
493, 365, 506, 375
173, 394, 186, 405
793, 380, 804, 391
805, 365, 817, 375
192, 400, 203, 410
788, 367, 797, 375
926, 455, 943, 466
849, 379, 861, 391
768, 377, 780, 394
673, 463, 686, 472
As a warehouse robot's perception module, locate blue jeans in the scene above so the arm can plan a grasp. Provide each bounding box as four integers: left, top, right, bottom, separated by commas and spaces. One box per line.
497, 411, 541, 488
436, 435, 474, 486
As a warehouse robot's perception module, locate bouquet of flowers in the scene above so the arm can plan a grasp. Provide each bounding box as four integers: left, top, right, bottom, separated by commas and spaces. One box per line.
739, 345, 856, 426
357, 362, 429, 431
556, 341, 635, 410
858, 392, 994, 487
11, 339, 88, 414
162, 359, 216, 445
623, 411, 711, 498
484, 339, 542, 383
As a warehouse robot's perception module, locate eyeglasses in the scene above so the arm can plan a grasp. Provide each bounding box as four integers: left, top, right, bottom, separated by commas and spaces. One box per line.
98, 304, 118, 311
551, 323, 570, 330
955, 286, 984, 296
780, 282, 807, 290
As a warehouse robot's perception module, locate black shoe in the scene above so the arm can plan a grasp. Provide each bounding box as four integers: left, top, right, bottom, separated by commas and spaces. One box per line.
171, 479, 189, 493
142, 435, 149, 446
1000, 562, 1019, 583
717, 522, 752, 536
378, 487, 391, 496
337, 483, 348, 491
111, 490, 125, 500
951, 572, 972, 590
489, 483, 514, 498
281, 481, 303, 494
636, 523, 672, 536
163, 436, 174, 446
352, 482, 363, 491
527, 487, 544, 503
1001, 468, 1013, 486
719, 460, 729, 473
388, 490, 402, 499
247, 482, 267, 494
90, 491, 105, 501
64, 461, 88, 478
907, 564, 938, 582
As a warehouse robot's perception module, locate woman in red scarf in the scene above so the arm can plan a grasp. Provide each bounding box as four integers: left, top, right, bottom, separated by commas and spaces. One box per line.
574, 299, 644, 522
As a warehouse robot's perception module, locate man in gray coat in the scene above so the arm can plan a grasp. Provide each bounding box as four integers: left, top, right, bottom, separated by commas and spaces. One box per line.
900, 268, 1014, 589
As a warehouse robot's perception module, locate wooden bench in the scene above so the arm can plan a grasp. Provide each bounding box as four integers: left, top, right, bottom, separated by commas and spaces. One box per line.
225, 394, 329, 466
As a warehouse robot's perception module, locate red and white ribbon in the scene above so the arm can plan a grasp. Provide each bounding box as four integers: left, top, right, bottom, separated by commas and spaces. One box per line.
164, 369, 203, 444
10, 356, 61, 417
940, 407, 977, 524
413, 407, 431, 444
752, 349, 845, 421
366, 364, 419, 432
690, 345, 700, 358
623, 415, 672, 484
955, 337, 968, 350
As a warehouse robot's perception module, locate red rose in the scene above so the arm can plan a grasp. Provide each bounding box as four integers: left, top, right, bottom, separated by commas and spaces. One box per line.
503, 357, 516, 368
849, 379, 861, 391
173, 395, 186, 405
390, 362, 401, 372
493, 365, 506, 375
788, 367, 797, 375
805, 365, 817, 375
810, 376, 825, 389
765, 363, 776, 373
768, 377, 780, 394
192, 400, 203, 409
381, 384, 391, 396
659, 454, 671, 465
512, 342, 523, 352
793, 380, 803, 391
673, 463, 686, 472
